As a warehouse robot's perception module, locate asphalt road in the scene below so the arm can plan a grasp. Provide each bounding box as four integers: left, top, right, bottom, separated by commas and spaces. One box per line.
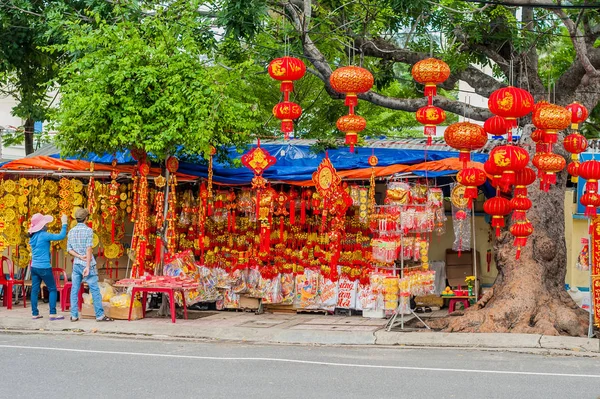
0, 333, 599, 399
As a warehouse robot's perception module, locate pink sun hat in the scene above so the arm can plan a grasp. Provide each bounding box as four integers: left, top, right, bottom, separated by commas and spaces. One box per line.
28, 213, 54, 234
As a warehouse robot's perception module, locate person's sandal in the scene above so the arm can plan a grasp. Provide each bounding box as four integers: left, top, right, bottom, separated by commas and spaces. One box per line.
70, 317, 79, 322
50, 315, 65, 321
32, 315, 43, 320
96, 315, 114, 322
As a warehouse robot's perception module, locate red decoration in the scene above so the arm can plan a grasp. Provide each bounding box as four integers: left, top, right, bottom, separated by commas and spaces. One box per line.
580, 192, 600, 217
416, 105, 446, 145
488, 86, 534, 140
579, 160, 600, 194
484, 159, 503, 189
563, 133, 588, 161
510, 196, 532, 221
483, 196, 511, 237
336, 114, 366, 153
565, 102, 589, 130
241, 141, 277, 176
513, 167, 536, 197
273, 101, 302, 139
166, 156, 179, 173
444, 122, 487, 164
268, 56, 306, 97
484, 115, 507, 139
510, 220, 534, 260
411, 58, 451, 98
568, 160, 581, 183
532, 103, 571, 145
531, 129, 548, 153
532, 152, 566, 191
329, 66, 374, 107
489, 145, 529, 190
456, 167, 486, 205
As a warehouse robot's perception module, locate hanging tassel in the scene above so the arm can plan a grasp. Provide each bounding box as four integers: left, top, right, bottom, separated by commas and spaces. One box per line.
280, 216, 285, 240
492, 216, 505, 237
290, 199, 296, 225
154, 236, 163, 267
516, 247, 522, 260
111, 219, 115, 243
585, 206, 598, 217
300, 198, 306, 225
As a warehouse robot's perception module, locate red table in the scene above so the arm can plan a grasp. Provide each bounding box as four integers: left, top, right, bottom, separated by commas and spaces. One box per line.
115, 284, 195, 323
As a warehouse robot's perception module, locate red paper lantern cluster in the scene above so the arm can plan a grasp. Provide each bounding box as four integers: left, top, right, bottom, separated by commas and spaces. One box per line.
330, 66, 374, 152
456, 167, 486, 206
444, 122, 487, 166
563, 131, 588, 183
488, 86, 534, 141
268, 56, 306, 140
411, 58, 451, 99
578, 160, 600, 216
484, 115, 507, 140
488, 145, 529, 191
415, 105, 446, 145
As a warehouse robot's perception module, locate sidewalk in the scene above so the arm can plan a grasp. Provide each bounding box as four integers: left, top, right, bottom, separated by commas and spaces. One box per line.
1, 303, 598, 354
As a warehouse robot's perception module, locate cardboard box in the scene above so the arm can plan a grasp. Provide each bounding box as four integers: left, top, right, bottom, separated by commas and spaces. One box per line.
446, 249, 480, 287
81, 302, 111, 319
110, 305, 143, 320
239, 296, 260, 310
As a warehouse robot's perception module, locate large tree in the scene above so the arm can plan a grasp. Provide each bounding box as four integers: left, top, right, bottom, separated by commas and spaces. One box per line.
216, 0, 600, 336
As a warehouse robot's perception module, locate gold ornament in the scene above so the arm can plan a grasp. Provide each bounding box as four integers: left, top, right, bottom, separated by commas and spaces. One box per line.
71, 179, 84, 193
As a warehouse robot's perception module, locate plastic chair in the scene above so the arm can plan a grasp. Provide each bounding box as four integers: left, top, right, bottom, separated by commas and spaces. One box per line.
0, 256, 26, 310
62, 281, 84, 312
448, 298, 469, 313
51, 268, 71, 311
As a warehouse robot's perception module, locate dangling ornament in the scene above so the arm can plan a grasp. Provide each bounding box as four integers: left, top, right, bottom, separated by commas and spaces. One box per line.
336, 113, 366, 153
416, 105, 446, 145
531, 129, 548, 154
532, 152, 566, 191
510, 220, 534, 260
513, 167, 536, 197
411, 58, 451, 100
444, 121, 487, 166
568, 160, 581, 183
580, 192, 600, 217
565, 102, 589, 130
563, 133, 588, 161
273, 101, 302, 140
483, 196, 511, 237
368, 154, 378, 215
165, 156, 179, 254
329, 66, 374, 107
268, 56, 306, 99
488, 145, 529, 191
484, 159, 503, 190
510, 196, 532, 221
456, 167, 486, 206
532, 103, 571, 146
484, 115, 507, 140
579, 160, 600, 194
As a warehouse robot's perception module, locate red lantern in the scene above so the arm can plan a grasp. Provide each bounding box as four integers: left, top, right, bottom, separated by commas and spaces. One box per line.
568, 160, 580, 183
563, 133, 588, 161
513, 167, 536, 197
510, 220, 534, 260
532, 152, 566, 191
488, 86, 534, 140
416, 105, 446, 145
578, 160, 600, 193
444, 122, 487, 164
273, 101, 302, 139
268, 56, 306, 97
330, 66, 374, 107
510, 196, 532, 221
532, 103, 571, 145
534, 100, 550, 112
484, 115, 507, 139
580, 192, 600, 217
456, 167, 487, 205
336, 114, 367, 153
484, 159, 502, 189
483, 196, 511, 237
565, 102, 589, 130
531, 129, 548, 153
411, 58, 451, 98
489, 145, 529, 190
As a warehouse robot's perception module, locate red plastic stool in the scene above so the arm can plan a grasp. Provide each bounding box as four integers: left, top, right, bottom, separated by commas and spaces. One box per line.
448, 298, 469, 313
61, 282, 84, 312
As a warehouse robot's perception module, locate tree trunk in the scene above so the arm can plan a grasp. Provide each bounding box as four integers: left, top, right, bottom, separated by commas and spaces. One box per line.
24, 118, 35, 155
430, 126, 590, 336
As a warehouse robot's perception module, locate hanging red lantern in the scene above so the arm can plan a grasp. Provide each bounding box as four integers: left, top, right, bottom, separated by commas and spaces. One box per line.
273, 101, 302, 139
531, 129, 548, 153
456, 167, 487, 205
489, 145, 529, 190
563, 133, 588, 161
411, 58, 451, 98
565, 102, 589, 130
510, 196, 532, 221
484, 159, 502, 189
488, 86, 534, 140
568, 160, 581, 183
330, 66, 374, 107
580, 192, 600, 217
534, 100, 550, 112
578, 160, 600, 193
415, 105, 446, 145
268, 56, 306, 96
336, 114, 367, 153
532, 152, 566, 191
510, 220, 534, 260
484, 115, 507, 139
444, 121, 487, 164
484, 196, 511, 237
532, 103, 571, 145
513, 167, 536, 197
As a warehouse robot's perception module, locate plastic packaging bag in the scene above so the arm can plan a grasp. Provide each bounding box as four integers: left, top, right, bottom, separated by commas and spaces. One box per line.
110, 293, 141, 308
294, 270, 319, 309
260, 275, 283, 304
99, 282, 115, 302
280, 273, 295, 305
318, 276, 337, 311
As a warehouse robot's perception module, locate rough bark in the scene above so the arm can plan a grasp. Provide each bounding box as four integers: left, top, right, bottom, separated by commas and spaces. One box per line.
429, 126, 590, 336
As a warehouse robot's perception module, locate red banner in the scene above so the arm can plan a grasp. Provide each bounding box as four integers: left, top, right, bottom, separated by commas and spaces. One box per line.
592, 218, 600, 327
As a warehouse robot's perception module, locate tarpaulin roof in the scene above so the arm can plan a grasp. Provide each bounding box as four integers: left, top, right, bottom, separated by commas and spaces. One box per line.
2, 138, 492, 185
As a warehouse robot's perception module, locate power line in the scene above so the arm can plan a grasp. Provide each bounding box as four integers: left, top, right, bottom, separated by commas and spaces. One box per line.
464, 0, 600, 9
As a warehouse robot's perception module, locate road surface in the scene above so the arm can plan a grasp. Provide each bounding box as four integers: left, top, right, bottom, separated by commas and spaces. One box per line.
0, 333, 598, 398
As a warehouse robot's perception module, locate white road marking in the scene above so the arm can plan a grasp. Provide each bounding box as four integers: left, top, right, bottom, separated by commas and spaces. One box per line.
0, 344, 598, 379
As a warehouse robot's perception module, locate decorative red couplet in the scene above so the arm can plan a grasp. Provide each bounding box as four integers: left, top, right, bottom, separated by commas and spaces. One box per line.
590, 217, 600, 327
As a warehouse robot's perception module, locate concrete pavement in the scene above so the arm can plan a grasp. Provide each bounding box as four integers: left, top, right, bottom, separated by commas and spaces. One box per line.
1, 302, 598, 354
1, 334, 599, 399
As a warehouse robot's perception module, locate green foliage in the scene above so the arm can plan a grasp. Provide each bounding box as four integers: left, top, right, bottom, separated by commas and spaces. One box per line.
50, 1, 261, 161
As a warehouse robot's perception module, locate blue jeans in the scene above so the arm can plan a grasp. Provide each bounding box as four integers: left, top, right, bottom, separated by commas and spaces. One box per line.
31, 267, 57, 316
71, 264, 104, 319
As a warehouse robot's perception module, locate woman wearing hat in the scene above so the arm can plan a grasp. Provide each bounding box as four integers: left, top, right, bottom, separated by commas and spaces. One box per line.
28, 213, 68, 320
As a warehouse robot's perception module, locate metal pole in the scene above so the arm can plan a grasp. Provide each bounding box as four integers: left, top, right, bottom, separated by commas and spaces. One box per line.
472, 202, 478, 301
588, 218, 594, 338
